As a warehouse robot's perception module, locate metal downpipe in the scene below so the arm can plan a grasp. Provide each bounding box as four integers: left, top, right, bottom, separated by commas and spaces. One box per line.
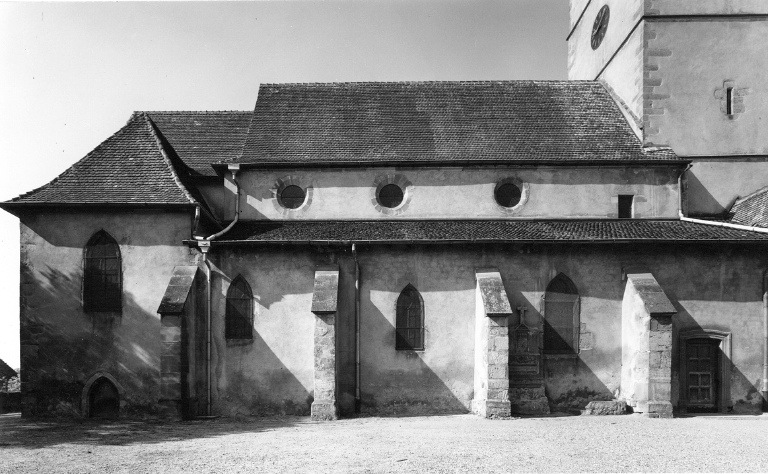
763, 271, 768, 412
352, 243, 361, 413
202, 249, 212, 416
195, 164, 240, 418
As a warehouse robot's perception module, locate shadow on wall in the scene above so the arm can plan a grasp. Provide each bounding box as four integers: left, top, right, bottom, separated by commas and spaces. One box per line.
666, 298, 763, 414
505, 286, 616, 415
215, 332, 313, 417
22, 266, 163, 418
654, 247, 767, 414
359, 281, 471, 416
684, 171, 727, 217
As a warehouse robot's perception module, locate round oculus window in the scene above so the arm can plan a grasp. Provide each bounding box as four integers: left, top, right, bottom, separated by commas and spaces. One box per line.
495, 182, 522, 208
377, 183, 404, 209
591, 5, 610, 50
279, 185, 306, 209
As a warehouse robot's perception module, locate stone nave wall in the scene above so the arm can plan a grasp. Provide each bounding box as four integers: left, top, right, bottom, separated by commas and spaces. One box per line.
207, 243, 766, 416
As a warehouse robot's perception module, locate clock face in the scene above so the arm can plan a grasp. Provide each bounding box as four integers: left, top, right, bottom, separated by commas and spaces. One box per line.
591, 5, 610, 50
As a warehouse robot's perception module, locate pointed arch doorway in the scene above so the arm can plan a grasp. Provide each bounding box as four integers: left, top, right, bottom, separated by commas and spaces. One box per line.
82, 372, 123, 419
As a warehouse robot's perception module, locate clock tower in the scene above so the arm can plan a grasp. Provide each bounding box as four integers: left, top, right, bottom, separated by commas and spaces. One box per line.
568, 0, 768, 216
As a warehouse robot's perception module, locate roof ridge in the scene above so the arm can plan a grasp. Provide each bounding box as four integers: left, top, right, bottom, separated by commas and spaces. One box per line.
143, 113, 197, 205
8, 114, 144, 203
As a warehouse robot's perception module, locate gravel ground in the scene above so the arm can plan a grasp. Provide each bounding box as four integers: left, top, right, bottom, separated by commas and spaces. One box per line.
1, 412, 767, 473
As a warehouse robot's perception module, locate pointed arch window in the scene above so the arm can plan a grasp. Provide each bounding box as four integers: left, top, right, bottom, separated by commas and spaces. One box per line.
226, 276, 253, 340
83, 230, 122, 312
543, 273, 580, 354
396, 284, 424, 350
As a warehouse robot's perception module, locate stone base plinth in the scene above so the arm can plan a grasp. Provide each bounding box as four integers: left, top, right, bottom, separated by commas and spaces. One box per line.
583, 400, 627, 416
311, 400, 338, 421
509, 386, 550, 415
646, 401, 673, 418
472, 399, 511, 418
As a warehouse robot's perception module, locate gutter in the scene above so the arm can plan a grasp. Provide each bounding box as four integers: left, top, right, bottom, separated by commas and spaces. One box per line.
183, 237, 768, 247
678, 212, 768, 235
212, 160, 690, 171
677, 164, 768, 233
194, 163, 241, 417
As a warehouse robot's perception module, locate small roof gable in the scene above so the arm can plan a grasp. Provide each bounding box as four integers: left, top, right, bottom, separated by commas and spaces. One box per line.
236, 81, 679, 166
729, 186, 768, 228
2, 113, 196, 208
147, 111, 252, 177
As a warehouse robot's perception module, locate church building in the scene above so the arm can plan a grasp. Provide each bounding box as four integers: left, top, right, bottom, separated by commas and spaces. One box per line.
2, 0, 767, 419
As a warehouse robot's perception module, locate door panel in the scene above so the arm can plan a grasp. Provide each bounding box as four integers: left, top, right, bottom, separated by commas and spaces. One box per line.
685, 339, 719, 412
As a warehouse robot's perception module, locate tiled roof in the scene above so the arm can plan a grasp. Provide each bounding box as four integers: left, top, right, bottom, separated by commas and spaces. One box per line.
213, 219, 768, 244
236, 81, 680, 166
728, 186, 768, 228
147, 111, 252, 176
3, 113, 196, 206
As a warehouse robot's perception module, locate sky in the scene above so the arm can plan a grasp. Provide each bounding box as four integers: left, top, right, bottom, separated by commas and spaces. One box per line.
0, 0, 569, 369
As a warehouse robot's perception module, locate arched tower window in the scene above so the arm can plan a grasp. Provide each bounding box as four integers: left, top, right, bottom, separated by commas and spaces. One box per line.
83, 230, 122, 312
396, 284, 424, 350
226, 276, 253, 340
543, 273, 580, 354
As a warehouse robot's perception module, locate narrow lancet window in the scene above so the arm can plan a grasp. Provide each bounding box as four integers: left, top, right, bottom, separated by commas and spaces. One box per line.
396, 284, 424, 350
226, 276, 253, 340
726, 87, 733, 115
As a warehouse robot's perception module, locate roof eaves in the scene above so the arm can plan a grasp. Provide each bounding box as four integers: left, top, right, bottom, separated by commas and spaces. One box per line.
5, 115, 143, 205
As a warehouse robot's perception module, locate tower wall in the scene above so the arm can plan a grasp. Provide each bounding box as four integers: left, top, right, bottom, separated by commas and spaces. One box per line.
569, 1, 768, 215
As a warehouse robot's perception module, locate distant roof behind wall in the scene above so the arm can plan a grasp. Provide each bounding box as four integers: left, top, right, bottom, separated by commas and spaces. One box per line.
235, 81, 680, 167
147, 111, 252, 177
728, 186, 768, 229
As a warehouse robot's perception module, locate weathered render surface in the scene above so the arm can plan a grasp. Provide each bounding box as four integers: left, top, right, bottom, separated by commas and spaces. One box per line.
17, 211, 195, 416
233, 166, 681, 221
187, 243, 767, 416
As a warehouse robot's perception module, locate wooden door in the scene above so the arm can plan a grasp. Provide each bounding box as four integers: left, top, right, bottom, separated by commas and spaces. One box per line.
686, 339, 719, 412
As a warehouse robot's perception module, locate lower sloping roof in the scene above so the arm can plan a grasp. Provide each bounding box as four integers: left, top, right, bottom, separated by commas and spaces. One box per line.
206, 219, 768, 244
728, 186, 768, 229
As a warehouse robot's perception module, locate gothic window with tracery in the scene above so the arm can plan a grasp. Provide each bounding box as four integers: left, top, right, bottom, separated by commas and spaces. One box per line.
396, 284, 424, 350
83, 230, 122, 312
